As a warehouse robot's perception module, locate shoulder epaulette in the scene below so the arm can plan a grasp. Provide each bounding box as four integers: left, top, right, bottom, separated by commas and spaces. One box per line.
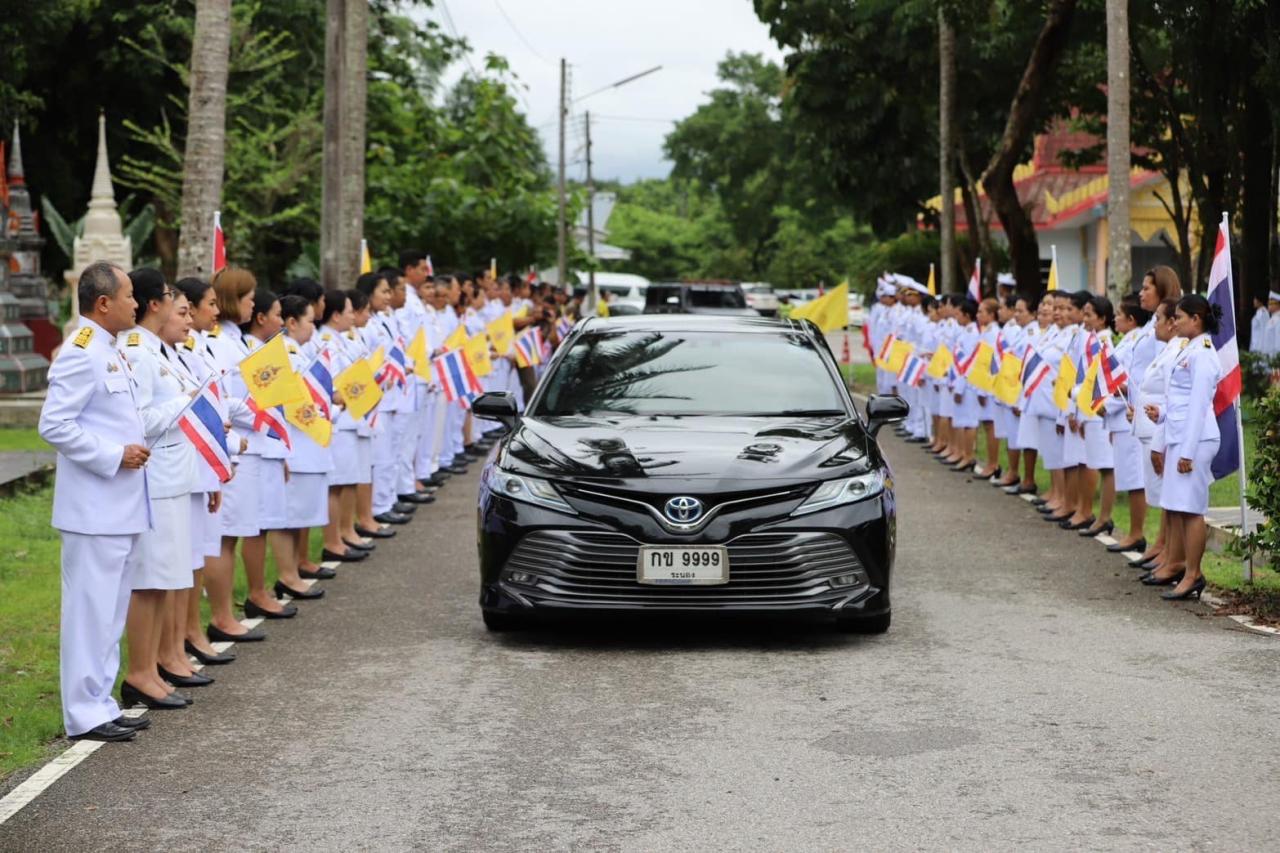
1179, 339, 1189, 350
1203, 338, 1213, 349
287, 342, 299, 355
345, 331, 357, 341
208, 323, 221, 339
182, 336, 196, 351
321, 332, 332, 342
126, 332, 141, 348
72, 327, 94, 349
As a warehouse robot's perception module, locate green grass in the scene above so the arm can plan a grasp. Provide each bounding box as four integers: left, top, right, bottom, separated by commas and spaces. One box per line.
0, 483, 322, 782
840, 363, 877, 394
0, 428, 49, 452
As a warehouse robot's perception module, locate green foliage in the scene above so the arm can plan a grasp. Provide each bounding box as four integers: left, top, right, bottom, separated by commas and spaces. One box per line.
1230, 387, 1280, 574
40, 194, 157, 267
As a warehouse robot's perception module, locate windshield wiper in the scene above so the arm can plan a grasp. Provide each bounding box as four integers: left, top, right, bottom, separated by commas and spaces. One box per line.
733, 409, 847, 417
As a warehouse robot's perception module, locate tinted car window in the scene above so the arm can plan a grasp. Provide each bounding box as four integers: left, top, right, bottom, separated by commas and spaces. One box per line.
688, 287, 746, 308
534, 330, 847, 417
646, 286, 680, 307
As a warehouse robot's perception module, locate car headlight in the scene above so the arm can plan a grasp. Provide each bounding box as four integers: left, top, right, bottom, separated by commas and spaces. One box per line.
487, 469, 576, 514
791, 471, 886, 516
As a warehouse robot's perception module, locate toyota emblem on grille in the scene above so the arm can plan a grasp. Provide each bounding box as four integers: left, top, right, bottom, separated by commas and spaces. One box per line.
664, 496, 704, 524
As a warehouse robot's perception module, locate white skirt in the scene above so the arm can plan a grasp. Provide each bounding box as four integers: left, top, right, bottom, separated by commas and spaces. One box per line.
329, 428, 372, 486
1140, 439, 1163, 508
259, 457, 289, 530
952, 387, 979, 428
1083, 420, 1114, 470
221, 453, 262, 538
1062, 421, 1087, 467
1113, 431, 1145, 492
133, 494, 193, 590
285, 471, 329, 528
1039, 417, 1066, 470
1014, 410, 1038, 451
1159, 440, 1219, 515
188, 493, 220, 568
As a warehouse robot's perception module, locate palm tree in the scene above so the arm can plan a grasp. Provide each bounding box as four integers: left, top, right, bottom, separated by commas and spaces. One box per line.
1106, 0, 1132, 301
175, 0, 231, 278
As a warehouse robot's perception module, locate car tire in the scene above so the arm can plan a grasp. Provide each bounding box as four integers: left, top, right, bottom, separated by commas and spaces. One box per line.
482, 610, 527, 632
837, 612, 891, 634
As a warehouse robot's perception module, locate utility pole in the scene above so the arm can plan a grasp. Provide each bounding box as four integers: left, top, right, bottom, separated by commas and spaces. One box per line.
556, 58, 568, 290
320, 0, 346, 290
585, 110, 596, 311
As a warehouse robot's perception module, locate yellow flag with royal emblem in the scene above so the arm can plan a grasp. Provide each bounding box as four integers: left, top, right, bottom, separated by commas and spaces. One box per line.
368, 346, 385, 376
1052, 354, 1078, 412
885, 338, 914, 373
993, 352, 1024, 405
925, 343, 954, 379
464, 332, 494, 377
443, 325, 468, 352
238, 334, 304, 408
964, 341, 996, 393
360, 239, 373, 274
407, 327, 431, 381
336, 357, 383, 420
283, 397, 332, 447
790, 282, 849, 333
487, 311, 515, 356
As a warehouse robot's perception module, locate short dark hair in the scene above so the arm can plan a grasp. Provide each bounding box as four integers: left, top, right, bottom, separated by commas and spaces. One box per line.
175, 276, 212, 308
346, 288, 369, 312
1069, 290, 1092, 311
1016, 291, 1040, 311
284, 277, 324, 306
77, 261, 124, 314
957, 298, 978, 321
128, 267, 169, 324
355, 272, 384, 297
244, 287, 279, 333
1119, 292, 1152, 326
377, 266, 403, 288
398, 249, 426, 272
1088, 294, 1115, 330
320, 289, 349, 326
1176, 293, 1222, 335
279, 294, 310, 324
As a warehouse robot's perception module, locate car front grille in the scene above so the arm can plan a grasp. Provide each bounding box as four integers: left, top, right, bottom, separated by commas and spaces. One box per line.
501, 530, 867, 609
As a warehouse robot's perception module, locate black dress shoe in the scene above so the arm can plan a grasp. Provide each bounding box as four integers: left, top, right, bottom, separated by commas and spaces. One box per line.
243, 598, 298, 619
70, 722, 137, 742
121, 681, 189, 710
1108, 538, 1145, 554
398, 492, 435, 504
1015, 484, 1039, 495
356, 525, 396, 539
1044, 513, 1072, 523
1060, 516, 1095, 531
374, 511, 411, 525
158, 665, 214, 688
1081, 520, 1115, 537
392, 502, 418, 514
207, 623, 266, 643
1162, 577, 1206, 600
321, 547, 367, 563
1142, 571, 1184, 586
343, 538, 373, 552
300, 564, 338, 580
1031, 497, 1048, 506
1128, 553, 1155, 567
428, 472, 451, 485
445, 464, 469, 474
185, 640, 237, 664
113, 715, 151, 730
274, 580, 326, 600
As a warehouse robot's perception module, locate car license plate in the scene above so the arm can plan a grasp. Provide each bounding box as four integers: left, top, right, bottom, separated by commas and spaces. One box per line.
636, 545, 729, 585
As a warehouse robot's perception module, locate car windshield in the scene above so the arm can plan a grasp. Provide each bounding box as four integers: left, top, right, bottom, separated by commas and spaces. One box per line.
688, 287, 746, 308
533, 330, 847, 417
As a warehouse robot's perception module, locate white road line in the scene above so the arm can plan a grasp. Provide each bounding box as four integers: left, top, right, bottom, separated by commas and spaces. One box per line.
1122, 551, 1145, 562
320, 561, 340, 570
1095, 534, 1119, 547
1019, 493, 1037, 503
240, 617, 264, 630
210, 641, 233, 653
0, 742, 103, 825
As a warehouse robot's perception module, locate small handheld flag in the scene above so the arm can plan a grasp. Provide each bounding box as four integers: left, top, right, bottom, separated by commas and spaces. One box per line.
407, 327, 432, 381
897, 353, 926, 388
212, 211, 227, 275
178, 379, 232, 483
443, 325, 468, 352
487, 311, 515, 356
360, 239, 373, 274
925, 344, 954, 380
239, 334, 304, 409
967, 258, 981, 303
336, 357, 383, 420
433, 349, 483, 404
513, 329, 541, 368
464, 332, 494, 377
246, 398, 292, 450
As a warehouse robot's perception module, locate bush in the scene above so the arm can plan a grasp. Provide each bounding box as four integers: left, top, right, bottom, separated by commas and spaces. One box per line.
1230, 385, 1280, 573
1241, 350, 1280, 401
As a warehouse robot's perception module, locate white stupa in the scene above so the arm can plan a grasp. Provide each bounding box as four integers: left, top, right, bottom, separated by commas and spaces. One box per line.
64, 113, 132, 287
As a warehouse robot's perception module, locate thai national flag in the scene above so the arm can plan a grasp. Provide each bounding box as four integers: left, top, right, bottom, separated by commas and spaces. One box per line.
898, 354, 926, 388
305, 351, 333, 420
1084, 332, 1102, 365
1100, 339, 1128, 395
1207, 215, 1241, 480
533, 327, 550, 359
556, 316, 574, 340
432, 349, 483, 404
211, 210, 226, 275
876, 333, 896, 365
179, 380, 232, 483
1021, 348, 1052, 400
246, 398, 292, 450
513, 331, 540, 367
955, 341, 978, 376
376, 343, 408, 389
967, 258, 981, 303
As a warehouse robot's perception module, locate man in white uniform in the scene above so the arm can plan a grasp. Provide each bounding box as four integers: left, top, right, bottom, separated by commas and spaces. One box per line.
39, 262, 154, 742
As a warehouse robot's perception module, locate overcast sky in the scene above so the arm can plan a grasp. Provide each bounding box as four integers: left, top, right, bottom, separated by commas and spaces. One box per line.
431, 0, 785, 183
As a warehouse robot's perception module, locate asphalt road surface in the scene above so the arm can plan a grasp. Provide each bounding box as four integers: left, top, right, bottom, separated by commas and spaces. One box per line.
3, 433, 1279, 851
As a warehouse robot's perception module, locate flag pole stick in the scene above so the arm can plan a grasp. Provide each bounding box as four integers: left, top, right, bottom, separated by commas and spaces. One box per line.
147, 372, 217, 450
1221, 211, 1252, 583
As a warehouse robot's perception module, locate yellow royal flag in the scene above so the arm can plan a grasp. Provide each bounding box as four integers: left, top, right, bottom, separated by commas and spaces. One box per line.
336, 357, 382, 420
487, 310, 515, 356
360, 239, 373, 274
443, 325, 468, 352
464, 332, 493, 377
965, 341, 997, 393
368, 346, 385, 376
1077, 356, 1104, 416
925, 344, 954, 379
791, 282, 849, 332
886, 338, 914, 373
513, 305, 529, 320
239, 334, 303, 408
1052, 354, 1078, 412
1046, 246, 1059, 292
283, 398, 332, 448
993, 352, 1024, 405
927, 263, 937, 296
407, 327, 431, 381
489, 257, 497, 281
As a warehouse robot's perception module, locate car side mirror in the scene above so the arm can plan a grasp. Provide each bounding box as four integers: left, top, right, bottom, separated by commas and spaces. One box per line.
865, 394, 909, 437
472, 392, 519, 432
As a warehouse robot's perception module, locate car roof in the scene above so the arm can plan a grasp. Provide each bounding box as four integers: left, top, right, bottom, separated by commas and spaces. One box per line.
578, 314, 819, 335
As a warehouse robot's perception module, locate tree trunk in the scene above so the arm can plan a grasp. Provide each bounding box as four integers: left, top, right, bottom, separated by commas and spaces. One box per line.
957, 143, 995, 287
938, 7, 958, 293
339, 0, 368, 286
176, 0, 231, 279
981, 0, 1078, 297
1105, 0, 1131, 301
320, 0, 346, 290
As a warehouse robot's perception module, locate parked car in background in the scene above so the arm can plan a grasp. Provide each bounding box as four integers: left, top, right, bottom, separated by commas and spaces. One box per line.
742, 282, 780, 317
644, 282, 756, 316
572, 272, 650, 313
782, 288, 820, 307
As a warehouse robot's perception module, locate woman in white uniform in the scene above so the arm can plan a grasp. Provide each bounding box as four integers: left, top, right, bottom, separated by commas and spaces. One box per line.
1133, 298, 1184, 585
119, 269, 198, 710
1105, 294, 1151, 553
1056, 291, 1091, 530
973, 298, 1002, 479
1144, 295, 1223, 601
948, 299, 981, 471
345, 288, 392, 536
1073, 296, 1116, 536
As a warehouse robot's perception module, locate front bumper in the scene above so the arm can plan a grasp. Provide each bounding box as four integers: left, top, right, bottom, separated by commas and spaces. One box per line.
477, 487, 894, 623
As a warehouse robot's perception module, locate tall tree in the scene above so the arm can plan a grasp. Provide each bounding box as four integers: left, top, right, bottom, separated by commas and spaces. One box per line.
321, 0, 346, 289
981, 0, 1078, 296
937, 5, 957, 292
176, 0, 231, 278
341, 0, 368, 283
1105, 0, 1131, 300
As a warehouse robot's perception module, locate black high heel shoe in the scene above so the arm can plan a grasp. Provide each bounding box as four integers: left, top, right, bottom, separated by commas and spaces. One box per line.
185, 640, 236, 665
274, 580, 325, 600
158, 665, 213, 688
951, 460, 976, 472
243, 598, 297, 620
1141, 570, 1184, 586
1107, 537, 1145, 553
121, 680, 190, 710
1061, 516, 1095, 531
1080, 520, 1113, 536
1043, 512, 1072, 523
1162, 576, 1206, 600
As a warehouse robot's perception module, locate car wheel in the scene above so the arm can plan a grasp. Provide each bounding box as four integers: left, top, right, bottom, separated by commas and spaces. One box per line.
482, 610, 527, 632
837, 612, 891, 634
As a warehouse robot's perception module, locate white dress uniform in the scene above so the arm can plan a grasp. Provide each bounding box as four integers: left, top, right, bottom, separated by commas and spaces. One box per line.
177, 333, 224, 565
362, 313, 404, 515
1105, 327, 1145, 491
950, 323, 980, 429
394, 291, 427, 494
283, 337, 333, 527
1029, 324, 1069, 470
1133, 336, 1186, 507
1011, 320, 1041, 452
38, 317, 151, 736
1250, 305, 1270, 353
975, 320, 1000, 428
322, 327, 367, 487
121, 326, 198, 590
1059, 326, 1088, 468
1151, 334, 1222, 514
206, 321, 266, 539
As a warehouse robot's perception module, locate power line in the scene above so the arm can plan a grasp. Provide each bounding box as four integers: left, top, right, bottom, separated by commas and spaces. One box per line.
492, 0, 554, 66
587, 114, 680, 124
437, 0, 478, 77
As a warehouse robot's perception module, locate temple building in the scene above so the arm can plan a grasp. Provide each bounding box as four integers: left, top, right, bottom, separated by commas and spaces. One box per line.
0, 122, 51, 391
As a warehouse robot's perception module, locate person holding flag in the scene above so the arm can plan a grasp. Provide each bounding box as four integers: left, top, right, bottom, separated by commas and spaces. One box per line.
1072, 296, 1118, 537
1104, 293, 1153, 554
947, 298, 981, 472
973, 298, 1002, 479
1009, 294, 1050, 495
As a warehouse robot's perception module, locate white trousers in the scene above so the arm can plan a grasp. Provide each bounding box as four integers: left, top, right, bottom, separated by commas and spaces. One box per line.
60, 531, 140, 736
430, 392, 449, 470
372, 419, 397, 515
416, 390, 440, 479
449, 404, 466, 457
394, 408, 421, 496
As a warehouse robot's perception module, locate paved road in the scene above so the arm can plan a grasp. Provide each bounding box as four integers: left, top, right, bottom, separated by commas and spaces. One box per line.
3, 434, 1279, 851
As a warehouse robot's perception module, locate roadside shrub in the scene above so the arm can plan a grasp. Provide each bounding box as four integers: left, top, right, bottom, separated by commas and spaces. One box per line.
1230, 384, 1280, 573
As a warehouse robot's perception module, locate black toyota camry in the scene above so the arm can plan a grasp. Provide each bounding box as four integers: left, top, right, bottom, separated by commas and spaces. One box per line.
472, 315, 907, 633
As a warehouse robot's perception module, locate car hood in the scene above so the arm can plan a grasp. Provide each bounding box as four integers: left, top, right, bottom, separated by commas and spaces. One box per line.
497, 414, 875, 493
